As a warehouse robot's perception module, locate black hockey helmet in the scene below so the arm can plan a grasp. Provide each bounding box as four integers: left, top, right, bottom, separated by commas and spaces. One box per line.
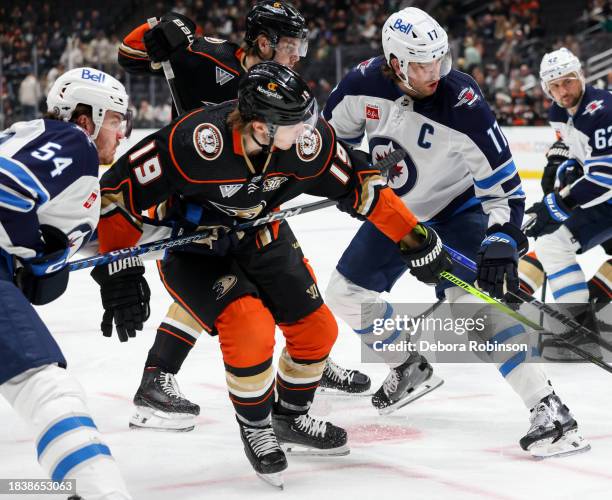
238, 61, 317, 127
245, 1, 308, 56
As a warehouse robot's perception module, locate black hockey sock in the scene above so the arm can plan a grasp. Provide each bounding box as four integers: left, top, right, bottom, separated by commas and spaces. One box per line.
145, 326, 195, 374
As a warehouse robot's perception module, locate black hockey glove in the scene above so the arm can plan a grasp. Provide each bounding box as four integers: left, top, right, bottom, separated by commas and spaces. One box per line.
541, 140, 570, 194
400, 224, 453, 285
144, 12, 195, 63
476, 223, 528, 299
556, 159, 584, 189
91, 256, 151, 342
525, 191, 575, 238
15, 225, 70, 305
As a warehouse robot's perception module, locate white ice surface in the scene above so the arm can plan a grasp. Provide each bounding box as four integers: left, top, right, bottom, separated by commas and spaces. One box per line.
0, 179, 609, 500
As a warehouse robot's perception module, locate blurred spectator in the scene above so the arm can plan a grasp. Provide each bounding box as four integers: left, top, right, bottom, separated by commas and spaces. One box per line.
18, 72, 41, 120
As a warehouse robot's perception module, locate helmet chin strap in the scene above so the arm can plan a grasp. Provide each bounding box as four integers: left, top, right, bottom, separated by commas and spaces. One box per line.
251, 124, 277, 155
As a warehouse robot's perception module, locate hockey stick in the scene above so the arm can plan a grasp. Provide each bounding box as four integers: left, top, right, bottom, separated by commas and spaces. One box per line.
443, 244, 612, 352
438, 269, 612, 374
147, 17, 185, 115
69, 150, 407, 271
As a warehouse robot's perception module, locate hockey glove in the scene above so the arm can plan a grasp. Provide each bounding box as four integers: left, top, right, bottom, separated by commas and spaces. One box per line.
541, 140, 570, 194
15, 225, 70, 305
400, 224, 453, 285
144, 12, 195, 63
525, 191, 575, 238
556, 158, 584, 190
476, 223, 528, 299
91, 256, 151, 342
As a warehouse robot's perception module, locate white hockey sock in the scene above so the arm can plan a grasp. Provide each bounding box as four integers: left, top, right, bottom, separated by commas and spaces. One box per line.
0, 364, 131, 500
534, 226, 588, 303
447, 288, 553, 409
325, 269, 410, 367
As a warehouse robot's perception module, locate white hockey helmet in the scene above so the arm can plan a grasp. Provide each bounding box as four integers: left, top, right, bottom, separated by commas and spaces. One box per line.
382, 7, 451, 87
46, 67, 132, 140
539, 47, 584, 100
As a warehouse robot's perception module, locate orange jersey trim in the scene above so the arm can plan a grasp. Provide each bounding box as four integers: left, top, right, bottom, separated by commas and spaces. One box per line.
367, 188, 418, 243
187, 45, 241, 75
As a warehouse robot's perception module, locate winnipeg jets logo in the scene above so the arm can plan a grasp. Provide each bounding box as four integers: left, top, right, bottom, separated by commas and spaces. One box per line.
219, 184, 243, 198
216, 66, 235, 86
370, 138, 416, 197
213, 274, 237, 300
357, 57, 375, 75
582, 99, 604, 116
454, 87, 480, 108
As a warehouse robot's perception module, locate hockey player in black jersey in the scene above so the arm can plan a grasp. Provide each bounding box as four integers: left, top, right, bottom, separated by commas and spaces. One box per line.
92, 61, 451, 486
119, 2, 369, 427
118, 1, 308, 114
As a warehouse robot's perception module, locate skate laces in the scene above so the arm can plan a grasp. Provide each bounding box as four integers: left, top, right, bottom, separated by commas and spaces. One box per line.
159, 372, 185, 400
294, 414, 327, 438
244, 426, 281, 457
382, 369, 400, 396
325, 359, 354, 384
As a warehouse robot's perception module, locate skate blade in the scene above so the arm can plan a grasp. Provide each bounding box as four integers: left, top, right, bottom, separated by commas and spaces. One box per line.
280, 442, 350, 457
317, 386, 373, 397
256, 472, 284, 489
129, 405, 196, 432
377, 375, 444, 416
529, 430, 592, 459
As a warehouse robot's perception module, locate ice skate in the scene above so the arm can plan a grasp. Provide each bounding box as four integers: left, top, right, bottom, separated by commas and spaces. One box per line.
318, 357, 371, 395
129, 367, 200, 432
520, 393, 590, 458
371, 354, 443, 415
272, 411, 350, 456
238, 418, 287, 489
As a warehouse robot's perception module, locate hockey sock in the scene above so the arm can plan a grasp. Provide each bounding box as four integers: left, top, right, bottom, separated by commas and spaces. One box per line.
518, 252, 545, 295
0, 365, 131, 500
588, 259, 612, 304
275, 348, 326, 415
145, 302, 204, 373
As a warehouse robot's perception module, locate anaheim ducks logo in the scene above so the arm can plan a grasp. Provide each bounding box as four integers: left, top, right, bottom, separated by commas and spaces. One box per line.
213, 274, 237, 300
193, 123, 223, 160
208, 200, 267, 219
296, 125, 322, 162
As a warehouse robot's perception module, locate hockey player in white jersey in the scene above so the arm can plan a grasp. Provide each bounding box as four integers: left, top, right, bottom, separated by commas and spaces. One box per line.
323, 7, 589, 457
524, 48, 612, 359
0, 68, 133, 499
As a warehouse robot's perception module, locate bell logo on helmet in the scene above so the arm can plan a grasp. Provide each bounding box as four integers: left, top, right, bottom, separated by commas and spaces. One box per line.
267, 82, 278, 91
81, 68, 105, 83
392, 18, 413, 34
